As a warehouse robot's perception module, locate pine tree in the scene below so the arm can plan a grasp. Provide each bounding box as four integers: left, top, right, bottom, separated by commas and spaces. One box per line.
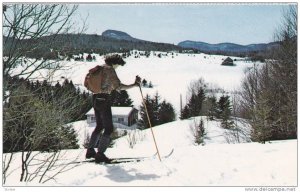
207, 96, 218, 120
182, 86, 206, 119
142, 79, 148, 87
111, 90, 133, 106
188, 93, 199, 117
180, 105, 190, 120
152, 92, 161, 126
158, 100, 176, 124
148, 81, 153, 88
190, 118, 206, 145
196, 119, 206, 145
218, 95, 234, 129
138, 94, 153, 129
138, 93, 175, 129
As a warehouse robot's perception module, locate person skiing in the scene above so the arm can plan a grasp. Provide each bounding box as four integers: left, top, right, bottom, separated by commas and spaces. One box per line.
85, 54, 141, 163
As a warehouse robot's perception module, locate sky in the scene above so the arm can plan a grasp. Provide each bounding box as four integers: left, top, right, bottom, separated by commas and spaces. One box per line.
75, 3, 291, 45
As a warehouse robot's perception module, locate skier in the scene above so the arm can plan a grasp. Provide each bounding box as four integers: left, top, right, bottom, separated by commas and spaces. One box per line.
85, 54, 141, 163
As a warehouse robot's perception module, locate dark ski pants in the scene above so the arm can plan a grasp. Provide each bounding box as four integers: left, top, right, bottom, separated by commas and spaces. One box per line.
88, 93, 113, 153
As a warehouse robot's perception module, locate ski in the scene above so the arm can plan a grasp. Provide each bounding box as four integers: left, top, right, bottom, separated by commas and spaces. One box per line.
106, 148, 174, 164
68, 148, 174, 165
68, 151, 158, 165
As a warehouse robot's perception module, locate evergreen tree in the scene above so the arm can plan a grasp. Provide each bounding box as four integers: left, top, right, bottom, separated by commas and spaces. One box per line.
138, 93, 175, 129
142, 79, 148, 87
111, 90, 133, 106
217, 95, 229, 118
158, 100, 176, 124
148, 81, 153, 88
195, 119, 206, 145
207, 96, 218, 120
152, 92, 161, 126
180, 105, 190, 120
218, 95, 234, 129
138, 94, 153, 129
188, 93, 199, 117
182, 86, 206, 119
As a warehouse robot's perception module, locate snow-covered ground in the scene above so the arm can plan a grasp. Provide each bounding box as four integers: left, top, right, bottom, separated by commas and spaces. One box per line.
3, 117, 297, 187
4, 51, 297, 188
17, 51, 257, 114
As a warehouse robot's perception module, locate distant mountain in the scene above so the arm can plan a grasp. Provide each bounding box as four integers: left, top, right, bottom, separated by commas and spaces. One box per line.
102, 30, 143, 42
4, 28, 279, 60
3, 32, 182, 59
178, 40, 278, 53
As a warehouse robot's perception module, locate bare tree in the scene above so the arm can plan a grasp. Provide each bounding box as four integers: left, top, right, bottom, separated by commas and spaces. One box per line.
2, 4, 87, 184
3, 4, 78, 81
3, 81, 83, 183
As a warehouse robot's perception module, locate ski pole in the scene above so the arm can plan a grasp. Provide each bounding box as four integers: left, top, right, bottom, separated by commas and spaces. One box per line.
138, 84, 162, 162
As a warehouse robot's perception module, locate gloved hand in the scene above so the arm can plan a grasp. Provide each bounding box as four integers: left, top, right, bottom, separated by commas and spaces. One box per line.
135, 75, 141, 86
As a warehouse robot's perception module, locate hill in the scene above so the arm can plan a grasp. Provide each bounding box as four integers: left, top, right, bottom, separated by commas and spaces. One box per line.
102, 29, 143, 42
3, 33, 182, 59
178, 40, 278, 55
4, 29, 279, 60
3, 116, 297, 186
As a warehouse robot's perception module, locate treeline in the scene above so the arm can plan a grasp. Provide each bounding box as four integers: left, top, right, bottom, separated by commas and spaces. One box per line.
3, 33, 183, 60
3, 32, 272, 62
8, 77, 92, 121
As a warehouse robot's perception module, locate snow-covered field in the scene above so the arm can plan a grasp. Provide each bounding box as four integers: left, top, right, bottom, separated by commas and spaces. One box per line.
4, 51, 298, 189
19, 51, 256, 114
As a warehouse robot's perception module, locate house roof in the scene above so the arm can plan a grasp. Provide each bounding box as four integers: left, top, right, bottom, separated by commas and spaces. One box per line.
223, 57, 233, 62
221, 57, 234, 65
86, 106, 136, 116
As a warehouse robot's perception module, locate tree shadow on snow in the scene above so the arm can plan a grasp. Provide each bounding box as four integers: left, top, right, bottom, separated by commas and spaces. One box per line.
105, 166, 160, 183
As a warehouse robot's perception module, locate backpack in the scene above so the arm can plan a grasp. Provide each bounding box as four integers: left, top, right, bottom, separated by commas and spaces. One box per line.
84, 65, 104, 93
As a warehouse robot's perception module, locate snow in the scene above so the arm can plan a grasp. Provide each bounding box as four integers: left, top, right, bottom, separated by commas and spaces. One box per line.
3, 117, 297, 187
111, 106, 135, 116
3, 51, 297, 189
14, 51, 257, 115
86, 106, 135, 116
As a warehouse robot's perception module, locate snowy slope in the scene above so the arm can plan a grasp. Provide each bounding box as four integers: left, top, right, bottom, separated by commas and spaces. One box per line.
3, 117, 297, 186
48, 140, 298, 186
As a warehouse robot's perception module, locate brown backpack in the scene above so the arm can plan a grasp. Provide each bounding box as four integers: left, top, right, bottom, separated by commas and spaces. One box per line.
84, 65, 104, 93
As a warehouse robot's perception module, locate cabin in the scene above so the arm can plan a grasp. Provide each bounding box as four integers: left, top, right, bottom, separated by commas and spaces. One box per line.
86, 106, 138, 128
221, 57, 234, 66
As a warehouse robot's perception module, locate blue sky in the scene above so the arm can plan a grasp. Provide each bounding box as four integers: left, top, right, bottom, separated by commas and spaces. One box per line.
75, 3, 291, 45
